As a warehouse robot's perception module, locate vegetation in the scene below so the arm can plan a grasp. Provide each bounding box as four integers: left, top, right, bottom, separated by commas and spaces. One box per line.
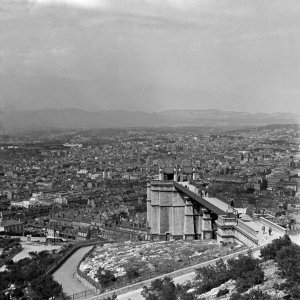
95, 267, 117, 288
260, 234, 291, 260
139, 236, 300, 300
0, 250, 66, 299
260, 234, 300, 299
141, 276, 196, 300
0, 239, 22, 262
229, 289, 276, 300
194, 253, 263, 294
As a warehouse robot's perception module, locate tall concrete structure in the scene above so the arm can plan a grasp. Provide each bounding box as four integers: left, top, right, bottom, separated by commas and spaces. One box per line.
147, 168, 287, 246
147, 168, 223, 241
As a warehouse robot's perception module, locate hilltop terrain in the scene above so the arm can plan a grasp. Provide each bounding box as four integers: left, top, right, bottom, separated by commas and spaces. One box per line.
1, 109, 299, 132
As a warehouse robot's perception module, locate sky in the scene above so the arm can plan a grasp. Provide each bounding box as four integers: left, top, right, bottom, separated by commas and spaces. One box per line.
1, 0, 300, 113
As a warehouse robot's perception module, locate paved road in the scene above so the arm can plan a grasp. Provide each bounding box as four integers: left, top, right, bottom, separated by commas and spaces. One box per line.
53, 246, 93, 295
116, 271, 196, 300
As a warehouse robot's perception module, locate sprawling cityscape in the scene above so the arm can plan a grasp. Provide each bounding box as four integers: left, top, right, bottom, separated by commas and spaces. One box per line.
0, 123, 299, 299
2, 0, 300, 299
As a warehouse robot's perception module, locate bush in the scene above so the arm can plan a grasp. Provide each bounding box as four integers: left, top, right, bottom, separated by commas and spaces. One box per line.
227, 255, 264, 292
216, 288, 229, 297
230, 289, 274, 300
260, 235, 291, 260
95, 267, 116, 288
274, 243, 300, 299
194, 254, 264, 295
126, 267, 140, 281
141, 276, 177, 300
195, 259, 229, 294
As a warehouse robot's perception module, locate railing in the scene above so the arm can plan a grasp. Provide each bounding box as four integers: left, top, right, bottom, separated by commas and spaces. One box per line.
173, 181, 226, 215
69, 288, 99, 300
259, 217, 287, 235
288, 229, 300, 236
216, 215, 237, 226
236, 219, 258, 238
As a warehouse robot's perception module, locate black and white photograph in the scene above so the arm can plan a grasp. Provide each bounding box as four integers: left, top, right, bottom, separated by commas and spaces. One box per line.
0, 0, 300, 299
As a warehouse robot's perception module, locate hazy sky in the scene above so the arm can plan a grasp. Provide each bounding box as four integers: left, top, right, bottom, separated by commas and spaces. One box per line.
1, 0, 300, 113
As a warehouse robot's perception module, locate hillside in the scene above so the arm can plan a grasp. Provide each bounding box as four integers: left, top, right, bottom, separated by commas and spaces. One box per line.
1, 108, 299, 132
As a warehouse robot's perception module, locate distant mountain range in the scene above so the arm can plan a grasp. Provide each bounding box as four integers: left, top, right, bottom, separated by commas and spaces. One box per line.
1, 108, 299, 132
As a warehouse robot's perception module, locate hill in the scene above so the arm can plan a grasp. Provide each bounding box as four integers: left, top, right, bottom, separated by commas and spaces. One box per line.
1, 108, 299, 132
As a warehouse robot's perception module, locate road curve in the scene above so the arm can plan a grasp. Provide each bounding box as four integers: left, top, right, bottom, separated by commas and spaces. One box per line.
53, 246, 93, 295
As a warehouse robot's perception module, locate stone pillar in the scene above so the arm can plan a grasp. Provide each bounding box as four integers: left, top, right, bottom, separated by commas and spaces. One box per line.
192, 168, 196, 181
183, 196, 195, 240
173, 168, 178, 182
201, 209, 213, 239
146, 182, 152, 240
159, 168, 164, 181
194, 206, 202, 239
177, 168, 182, 182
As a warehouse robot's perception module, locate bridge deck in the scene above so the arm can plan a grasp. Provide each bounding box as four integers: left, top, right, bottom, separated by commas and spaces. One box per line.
173, 181, 227, 215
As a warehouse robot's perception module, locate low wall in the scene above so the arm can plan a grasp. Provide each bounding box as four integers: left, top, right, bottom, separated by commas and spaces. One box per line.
76, 246, 102, 291
259, 217, 287, 235
47, 239, 113, 275
234, 219, 258, 247
236, 219, 258, 238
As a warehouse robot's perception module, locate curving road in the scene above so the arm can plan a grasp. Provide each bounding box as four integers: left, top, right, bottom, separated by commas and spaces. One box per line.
53, 246, 93, 296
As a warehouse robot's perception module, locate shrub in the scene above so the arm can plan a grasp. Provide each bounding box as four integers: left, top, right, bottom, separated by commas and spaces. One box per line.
194, 259, 229, 294
260, 235, 291, 260
126, 267, 140, 281
230, 289, 274, 300
227, 255, 264, 293
141, 276, 177, 300
216, 288, 229, 297
95, 267, 116, 288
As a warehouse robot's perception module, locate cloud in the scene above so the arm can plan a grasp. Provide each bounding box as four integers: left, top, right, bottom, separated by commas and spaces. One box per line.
29, 0, 108, 9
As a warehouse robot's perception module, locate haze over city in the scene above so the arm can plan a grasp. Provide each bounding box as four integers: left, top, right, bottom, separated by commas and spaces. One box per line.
1, 0, 300, 114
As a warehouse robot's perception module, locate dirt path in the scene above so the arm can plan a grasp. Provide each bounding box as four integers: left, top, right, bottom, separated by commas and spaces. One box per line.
53, 246, 93, 295
13, 242, 62, 262
0, 242, 62, 272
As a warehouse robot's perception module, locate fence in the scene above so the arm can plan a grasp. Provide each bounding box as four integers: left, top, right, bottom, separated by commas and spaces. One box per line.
69, 288, 99, 300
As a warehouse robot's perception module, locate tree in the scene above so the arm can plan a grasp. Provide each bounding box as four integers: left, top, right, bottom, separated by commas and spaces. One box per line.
141, 277, 177, 300
30, 275, 63, 299
126, 267, 140, 281
96, 267, 116, 288
194, 259, 229, 294
227, 255, 264, 293
260, 178, 268, 190
260, 235, 291, 260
